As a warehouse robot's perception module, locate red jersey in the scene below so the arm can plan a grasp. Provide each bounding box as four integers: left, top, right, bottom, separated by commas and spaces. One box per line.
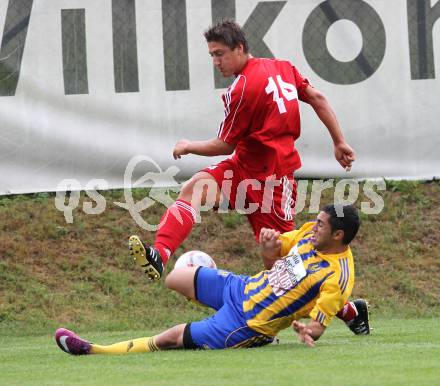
217, 57, 311, 179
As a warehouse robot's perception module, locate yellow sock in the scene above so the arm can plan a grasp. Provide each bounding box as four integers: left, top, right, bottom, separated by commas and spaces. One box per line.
90, 336, 159, 355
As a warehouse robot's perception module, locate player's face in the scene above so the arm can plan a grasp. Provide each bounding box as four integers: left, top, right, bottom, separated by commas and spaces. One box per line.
208, 41, 245, 77
311, 211, 335, 251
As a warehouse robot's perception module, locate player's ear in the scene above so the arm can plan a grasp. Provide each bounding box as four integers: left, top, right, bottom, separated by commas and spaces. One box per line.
235, 43, 244, 54
333, 229, 344, 243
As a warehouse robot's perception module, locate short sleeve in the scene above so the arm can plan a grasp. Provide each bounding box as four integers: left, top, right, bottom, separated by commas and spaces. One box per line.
217, 75, 249, 144
292, 66, 311, 103
279, 222, 315, 256
279, 230, 300, 256
309, 276, 346, 327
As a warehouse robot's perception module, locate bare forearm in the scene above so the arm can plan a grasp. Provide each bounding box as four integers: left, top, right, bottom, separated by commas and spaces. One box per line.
187, 138, 234, 156
261, 248, 280, 262
259, 228, 281, 265
173, 137, 235, 159
303, 86, 355, 169
311, 95, 345, 145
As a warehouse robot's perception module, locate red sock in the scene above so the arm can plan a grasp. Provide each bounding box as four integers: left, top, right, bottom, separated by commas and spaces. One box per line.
336, 301, 358, 322
154, 199, 196, 265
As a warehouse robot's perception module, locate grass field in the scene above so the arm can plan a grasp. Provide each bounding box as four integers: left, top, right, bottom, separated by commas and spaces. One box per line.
1, 318, 439, 386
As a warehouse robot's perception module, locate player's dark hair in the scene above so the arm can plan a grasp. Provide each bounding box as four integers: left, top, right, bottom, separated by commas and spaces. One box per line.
204, 20, 249, 53
322, 204, 360, 245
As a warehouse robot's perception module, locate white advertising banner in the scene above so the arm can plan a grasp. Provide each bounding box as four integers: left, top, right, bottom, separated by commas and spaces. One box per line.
0, 0, 439, 195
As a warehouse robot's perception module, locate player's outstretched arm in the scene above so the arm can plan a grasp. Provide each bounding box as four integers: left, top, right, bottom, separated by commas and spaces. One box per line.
292, 320, 326, 347
173, 138, 235, 159
303, 86, 356, 170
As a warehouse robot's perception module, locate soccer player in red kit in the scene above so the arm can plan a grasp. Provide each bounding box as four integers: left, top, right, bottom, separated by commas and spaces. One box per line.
129, 20, 368, 336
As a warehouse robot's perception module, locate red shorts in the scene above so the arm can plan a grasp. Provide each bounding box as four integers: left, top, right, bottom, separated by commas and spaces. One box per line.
202, 158, 297, 240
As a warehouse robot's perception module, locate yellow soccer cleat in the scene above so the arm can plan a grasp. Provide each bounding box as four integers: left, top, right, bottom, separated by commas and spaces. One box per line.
128, 235, 164, 281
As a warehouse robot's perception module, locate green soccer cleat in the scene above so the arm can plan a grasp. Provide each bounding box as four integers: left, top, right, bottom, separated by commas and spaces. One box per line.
128, 235, 164, 281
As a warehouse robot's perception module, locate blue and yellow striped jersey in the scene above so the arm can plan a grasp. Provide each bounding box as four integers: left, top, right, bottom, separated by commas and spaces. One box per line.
243, 222, 355, 337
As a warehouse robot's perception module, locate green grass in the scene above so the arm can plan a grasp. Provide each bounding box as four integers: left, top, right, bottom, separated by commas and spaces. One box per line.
0, 318, 439, 386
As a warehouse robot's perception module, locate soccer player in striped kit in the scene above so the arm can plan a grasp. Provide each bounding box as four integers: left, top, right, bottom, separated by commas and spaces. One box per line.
56, 205, 366, 355
129, 21, 368, 334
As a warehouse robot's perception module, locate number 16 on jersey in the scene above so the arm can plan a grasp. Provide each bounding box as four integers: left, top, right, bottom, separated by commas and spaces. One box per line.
265, 75, 298, 114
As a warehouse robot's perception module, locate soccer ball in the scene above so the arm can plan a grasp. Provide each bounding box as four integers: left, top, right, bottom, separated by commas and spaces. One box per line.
174, 250, 217, 269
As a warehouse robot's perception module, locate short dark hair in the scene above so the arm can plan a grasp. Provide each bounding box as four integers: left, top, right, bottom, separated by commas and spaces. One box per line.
204, 20, 249, 53
322, 204, 360, 245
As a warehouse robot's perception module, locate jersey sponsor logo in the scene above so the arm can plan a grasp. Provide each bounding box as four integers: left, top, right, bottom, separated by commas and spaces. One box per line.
268, 245, 307, 296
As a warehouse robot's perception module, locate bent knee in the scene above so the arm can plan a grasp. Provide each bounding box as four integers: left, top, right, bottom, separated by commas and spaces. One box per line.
164, 267, 190, 290
179, 172, 219, 204
165, 267, 197, 298
180, 172, 210, 192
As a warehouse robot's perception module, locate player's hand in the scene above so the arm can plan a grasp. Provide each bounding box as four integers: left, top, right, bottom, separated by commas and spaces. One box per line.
292, 321, 315, 347
260, 228, 281, 248
259, 228, 281, 251
173, 139, 191, 159
334, 141, 355, 171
